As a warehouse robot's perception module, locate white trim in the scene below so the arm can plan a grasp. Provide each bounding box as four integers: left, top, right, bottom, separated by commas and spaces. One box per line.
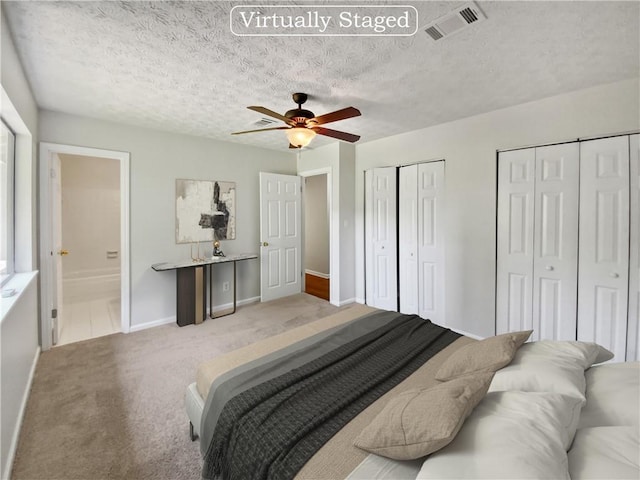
128, 316, 175, 333
0, 271, 38, 321
448, 327, 485, 340
304, 269, 330, 279
355, 297, 366, 304
212, 295, 260, 313
129, 296, 262, 332
337, 297, 356, 307
39, 143, 131, 350
3, 346, 40, 480
298, 167, 338, 305
1, 86, 35, 273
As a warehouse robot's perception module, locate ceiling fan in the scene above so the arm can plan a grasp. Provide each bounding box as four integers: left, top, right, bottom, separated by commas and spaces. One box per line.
231, 93, 361, 148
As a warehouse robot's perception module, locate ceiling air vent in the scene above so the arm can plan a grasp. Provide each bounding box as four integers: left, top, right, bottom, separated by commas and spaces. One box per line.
253, 117, 277, 127
423, 2, 486, 41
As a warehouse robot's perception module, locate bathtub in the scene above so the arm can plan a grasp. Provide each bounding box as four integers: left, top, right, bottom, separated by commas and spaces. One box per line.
62, 268, 121, 303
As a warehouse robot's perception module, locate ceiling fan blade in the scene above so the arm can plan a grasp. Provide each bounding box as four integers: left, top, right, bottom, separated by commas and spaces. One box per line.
231, 126, 290, 135
247, 106, 294, 124
312, 126, 360, 143
310, 107, 361, 126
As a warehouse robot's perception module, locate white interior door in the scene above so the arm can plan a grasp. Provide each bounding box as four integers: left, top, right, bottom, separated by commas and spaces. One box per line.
578, 136, 630, 361
497, 148, 536, 336
399, 165, 418, 314
627, 134, 639, 361
259, 172, 302, 302
532, 143, 579, 340
364, 167, 397, 311
417, 161, 445, 324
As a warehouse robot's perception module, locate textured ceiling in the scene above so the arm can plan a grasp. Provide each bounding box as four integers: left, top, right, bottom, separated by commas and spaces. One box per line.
3, 1, 639, 151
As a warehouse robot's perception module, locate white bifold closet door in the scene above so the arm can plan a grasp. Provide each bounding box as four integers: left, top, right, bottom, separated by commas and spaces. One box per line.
365, 167, 398, 311
577, 136, 630, 361
497, 134, 639, 361
628, 134, 640, 361
497, 143, 579, 341
399, 165, 419, 314
399, 162, 445, 324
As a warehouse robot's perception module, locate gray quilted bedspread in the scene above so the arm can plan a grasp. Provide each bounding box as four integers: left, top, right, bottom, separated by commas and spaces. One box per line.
202, 311, 460, 480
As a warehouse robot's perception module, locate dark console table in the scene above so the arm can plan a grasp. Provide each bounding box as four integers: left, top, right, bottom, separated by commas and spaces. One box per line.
152, 253, 258, 327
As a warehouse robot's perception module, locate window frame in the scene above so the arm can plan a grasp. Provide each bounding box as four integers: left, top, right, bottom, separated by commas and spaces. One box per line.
1, 118, 16, 286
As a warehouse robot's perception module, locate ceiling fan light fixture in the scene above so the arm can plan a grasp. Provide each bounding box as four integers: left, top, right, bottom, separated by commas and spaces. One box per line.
286, 127, 316, 147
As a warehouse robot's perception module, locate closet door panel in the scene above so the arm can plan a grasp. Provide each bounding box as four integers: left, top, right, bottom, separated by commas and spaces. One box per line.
628, 134, 639, 361
497, 149, 535, 336
365, 167, 398, 311
399, 165, 418, 314
418, 162, 445, 324
532, 143, 579, 341
578, 136, 630, 361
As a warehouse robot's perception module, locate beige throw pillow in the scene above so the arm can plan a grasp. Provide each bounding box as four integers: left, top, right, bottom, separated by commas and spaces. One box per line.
354, 372, 494, 460
435, 330, 532, 381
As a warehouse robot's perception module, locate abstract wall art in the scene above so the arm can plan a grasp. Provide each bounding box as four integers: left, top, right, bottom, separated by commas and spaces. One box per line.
175, 179, 236, 243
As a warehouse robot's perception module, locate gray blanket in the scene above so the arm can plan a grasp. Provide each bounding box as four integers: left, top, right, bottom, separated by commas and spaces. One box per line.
201, 311, 460, 480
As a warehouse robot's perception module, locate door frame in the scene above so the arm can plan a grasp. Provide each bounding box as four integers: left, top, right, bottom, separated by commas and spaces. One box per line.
39, 142, 130, 350
298, 167, 336, 305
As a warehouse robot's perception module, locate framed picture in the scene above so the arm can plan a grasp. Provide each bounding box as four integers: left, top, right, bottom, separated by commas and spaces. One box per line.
175, 179, 236, 243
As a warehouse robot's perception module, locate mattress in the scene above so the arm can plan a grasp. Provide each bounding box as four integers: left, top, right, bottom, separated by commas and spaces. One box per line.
187, 304, 640, 480
191, 304, 473, 479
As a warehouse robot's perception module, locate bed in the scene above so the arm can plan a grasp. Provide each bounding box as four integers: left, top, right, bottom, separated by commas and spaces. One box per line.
185, 304, 640, 480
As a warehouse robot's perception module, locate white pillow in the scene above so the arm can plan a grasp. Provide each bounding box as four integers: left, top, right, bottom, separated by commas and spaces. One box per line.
416, 392, 582, 479
488, 341, 611, 401
568, 427, 640, 480
579, 362, 640, 428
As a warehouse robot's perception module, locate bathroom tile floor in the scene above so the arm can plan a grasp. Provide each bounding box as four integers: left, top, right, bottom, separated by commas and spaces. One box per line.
57, 297, 121, 346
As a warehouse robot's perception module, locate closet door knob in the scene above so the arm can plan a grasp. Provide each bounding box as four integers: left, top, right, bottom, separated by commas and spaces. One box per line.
545, 265, 554, 271
610, 272, 619, 278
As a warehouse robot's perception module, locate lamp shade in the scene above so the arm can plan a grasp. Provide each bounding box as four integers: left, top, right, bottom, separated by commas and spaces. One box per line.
286, 127, 316, 147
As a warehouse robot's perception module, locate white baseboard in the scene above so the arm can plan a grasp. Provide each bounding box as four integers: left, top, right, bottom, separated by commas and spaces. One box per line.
130, 296, 262, 331
304, 270, 330, 279
448, 326, 485, 340
355, 298, 365, 304
337, 297, 356, 307
129, 316, 175, 332
211, 295, 260, 313
4, 346, 40, 480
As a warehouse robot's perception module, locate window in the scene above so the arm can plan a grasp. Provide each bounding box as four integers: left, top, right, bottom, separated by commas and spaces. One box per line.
1, 119, 15, 285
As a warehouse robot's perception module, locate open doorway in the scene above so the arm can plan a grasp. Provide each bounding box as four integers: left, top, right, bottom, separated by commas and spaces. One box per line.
303, 174, 330, 301
56, 154, 122, 345
40, 143, 130, 351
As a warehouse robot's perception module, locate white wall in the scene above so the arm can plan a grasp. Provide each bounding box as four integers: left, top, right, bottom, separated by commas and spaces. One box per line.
59, 154, 121, 277
39, 110, 296, 329
338, 143, 356, 303
1, 274, 38, 480
1, 6, 40, 479
304, 174, 329, 275
356, 78, 640, 338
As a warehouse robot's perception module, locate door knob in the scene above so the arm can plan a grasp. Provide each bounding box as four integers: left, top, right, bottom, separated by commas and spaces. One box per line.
545, 265, 554, 271
261, 242, 269, 247
58, 250, 69, 256
610, 272, 619, 278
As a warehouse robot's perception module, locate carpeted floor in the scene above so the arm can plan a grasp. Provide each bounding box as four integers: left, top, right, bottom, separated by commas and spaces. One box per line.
11, 293, 346, 480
